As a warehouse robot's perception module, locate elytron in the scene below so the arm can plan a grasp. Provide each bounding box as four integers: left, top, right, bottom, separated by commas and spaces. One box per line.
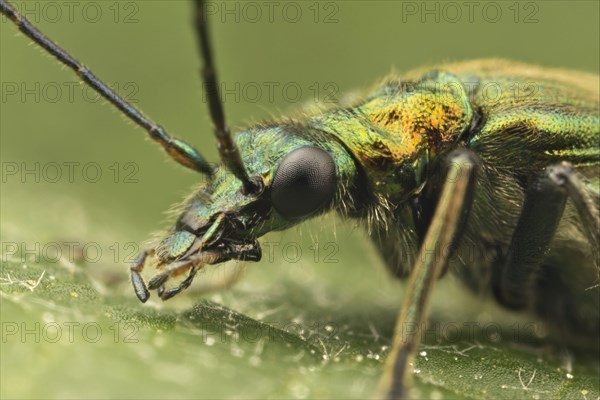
2, 0, 598, 398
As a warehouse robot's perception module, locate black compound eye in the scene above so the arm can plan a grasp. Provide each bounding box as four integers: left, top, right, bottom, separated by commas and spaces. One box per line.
271, 146, 337, 220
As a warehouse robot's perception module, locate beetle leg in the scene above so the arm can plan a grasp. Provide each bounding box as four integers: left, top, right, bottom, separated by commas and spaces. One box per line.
160, 265, 201, 301
130, 248, 154, 303
155, 262, 245, 300
557, 163, 600, 264
147, 259, 191, 291
378, 149, 479, 399
493, 162, 599, 310
147, 251, 221, 300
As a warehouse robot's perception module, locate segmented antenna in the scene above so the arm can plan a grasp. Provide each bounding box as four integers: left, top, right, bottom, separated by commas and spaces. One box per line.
0, 0, 212, 175
194, 0, 260, 194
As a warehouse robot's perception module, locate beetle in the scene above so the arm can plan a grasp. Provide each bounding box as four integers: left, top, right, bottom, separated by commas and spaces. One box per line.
2, 0, 598, 398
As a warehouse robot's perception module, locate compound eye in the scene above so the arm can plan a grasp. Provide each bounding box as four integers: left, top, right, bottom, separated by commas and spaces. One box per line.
271, 146, 337, 220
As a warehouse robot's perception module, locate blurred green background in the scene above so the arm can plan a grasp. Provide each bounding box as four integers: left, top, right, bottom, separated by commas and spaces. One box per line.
1, 1, 599, 399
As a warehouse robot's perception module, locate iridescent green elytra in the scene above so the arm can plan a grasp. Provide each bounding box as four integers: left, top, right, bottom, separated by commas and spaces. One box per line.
3, 0, 598, 398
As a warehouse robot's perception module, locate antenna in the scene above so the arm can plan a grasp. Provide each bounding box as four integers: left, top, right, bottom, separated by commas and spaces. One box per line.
0, 0, 213, 175
194, 0, 260, 193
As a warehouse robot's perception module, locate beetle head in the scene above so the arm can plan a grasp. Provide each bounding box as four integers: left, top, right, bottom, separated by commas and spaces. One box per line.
141, 123, 359, 300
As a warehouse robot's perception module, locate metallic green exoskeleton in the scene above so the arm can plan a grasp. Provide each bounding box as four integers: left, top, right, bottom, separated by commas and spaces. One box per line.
138, 59, 599, 397
3, 0, 598, 398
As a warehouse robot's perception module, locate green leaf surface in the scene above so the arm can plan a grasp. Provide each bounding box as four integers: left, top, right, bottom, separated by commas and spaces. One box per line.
2, 251, 598, 399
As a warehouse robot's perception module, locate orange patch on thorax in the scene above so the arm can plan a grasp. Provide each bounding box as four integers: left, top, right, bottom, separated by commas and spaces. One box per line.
368, 94, 466, 158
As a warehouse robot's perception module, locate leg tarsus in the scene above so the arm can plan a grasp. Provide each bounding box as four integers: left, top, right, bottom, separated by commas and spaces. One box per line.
148, 272, 170, 290
131, 271, 149, 303
130, 249, 153, 303
147, 258, 192, 290
160, 266, 200, 301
